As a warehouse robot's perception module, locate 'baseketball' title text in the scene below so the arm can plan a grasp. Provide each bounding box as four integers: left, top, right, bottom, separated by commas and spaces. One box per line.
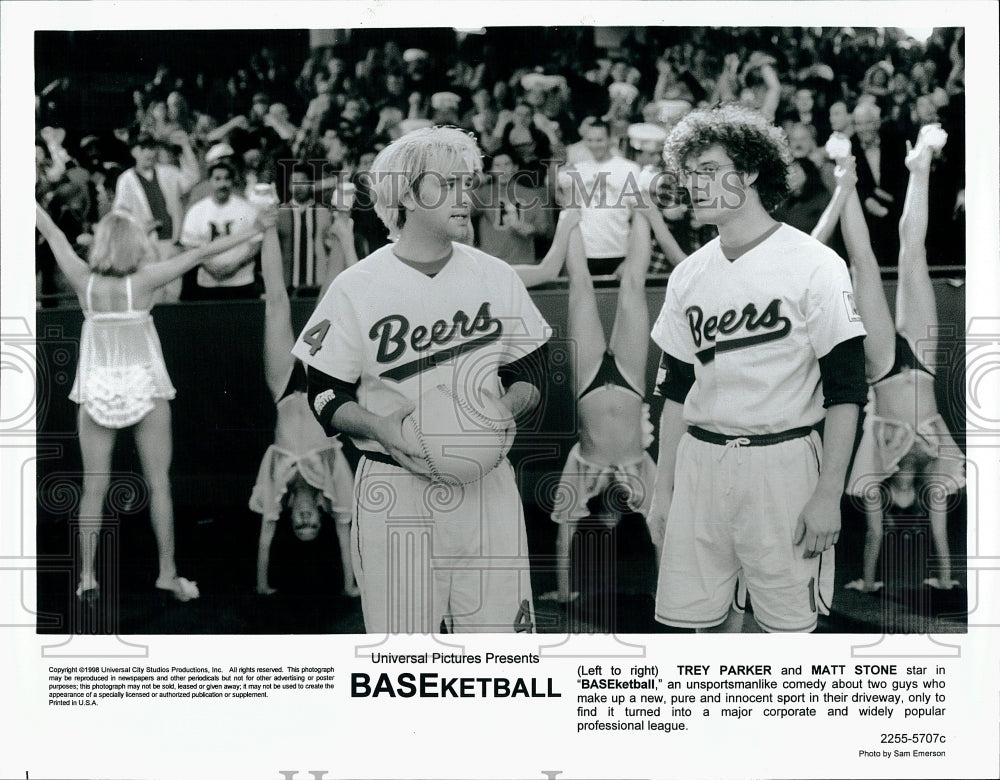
352, 673, 560, 698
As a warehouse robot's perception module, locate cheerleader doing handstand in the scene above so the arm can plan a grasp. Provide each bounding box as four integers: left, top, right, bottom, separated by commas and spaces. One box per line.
824, 125, 965, 593
249, 212, 359, 596
518, 209, 659, 602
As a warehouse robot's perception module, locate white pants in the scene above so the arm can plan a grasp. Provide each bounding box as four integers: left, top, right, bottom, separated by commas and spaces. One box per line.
352, 457, 534, 634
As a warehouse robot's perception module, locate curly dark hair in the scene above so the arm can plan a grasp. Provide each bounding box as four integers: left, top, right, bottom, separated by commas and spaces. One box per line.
662, 103, 791, 212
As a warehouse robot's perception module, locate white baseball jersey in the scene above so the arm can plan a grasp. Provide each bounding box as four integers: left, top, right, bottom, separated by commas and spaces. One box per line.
181, 195, 260, 288
651, 224, 866, 436
291, 242, 551, 452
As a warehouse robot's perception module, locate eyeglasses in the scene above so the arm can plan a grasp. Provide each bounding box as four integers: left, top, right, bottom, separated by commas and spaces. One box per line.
678, 163, 738, 179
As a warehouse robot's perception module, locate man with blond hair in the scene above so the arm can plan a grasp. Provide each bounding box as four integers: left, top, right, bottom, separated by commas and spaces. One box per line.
294, 127, 550, 634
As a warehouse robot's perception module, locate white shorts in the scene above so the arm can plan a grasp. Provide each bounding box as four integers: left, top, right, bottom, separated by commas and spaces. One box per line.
352, 456, 534, 634
655, 431, 834, 633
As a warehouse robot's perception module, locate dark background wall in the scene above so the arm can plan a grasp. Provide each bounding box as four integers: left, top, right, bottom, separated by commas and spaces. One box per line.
35, 278, 966, 518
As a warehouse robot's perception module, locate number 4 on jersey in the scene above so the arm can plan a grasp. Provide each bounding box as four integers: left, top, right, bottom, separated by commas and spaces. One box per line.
513, 599, 534, 633
303, 319, 331, 356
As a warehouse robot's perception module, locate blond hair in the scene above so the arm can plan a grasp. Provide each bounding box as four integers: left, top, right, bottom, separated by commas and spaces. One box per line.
366, 126, 482, 236
88, 211, 157, 277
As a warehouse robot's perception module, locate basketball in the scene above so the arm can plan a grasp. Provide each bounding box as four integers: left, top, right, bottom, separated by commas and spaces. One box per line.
401, 384, 514, 485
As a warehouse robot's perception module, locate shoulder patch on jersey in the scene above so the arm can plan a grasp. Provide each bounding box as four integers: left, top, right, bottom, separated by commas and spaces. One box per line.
843, 291, 862, 322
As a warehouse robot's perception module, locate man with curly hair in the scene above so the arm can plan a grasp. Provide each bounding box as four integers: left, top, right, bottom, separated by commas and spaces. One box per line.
647, 105, 868, 633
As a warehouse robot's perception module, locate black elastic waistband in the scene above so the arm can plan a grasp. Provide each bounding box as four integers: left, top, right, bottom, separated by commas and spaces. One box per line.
687, 425, 814, 447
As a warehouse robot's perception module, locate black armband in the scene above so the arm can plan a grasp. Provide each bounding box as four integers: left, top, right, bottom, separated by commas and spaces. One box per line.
498, 343, 549, 391
306, 366, 360, 436
654, 351, 695, 404
819, 336, 868, 408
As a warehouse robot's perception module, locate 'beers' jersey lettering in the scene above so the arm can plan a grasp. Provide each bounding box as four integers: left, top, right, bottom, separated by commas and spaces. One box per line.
372, 305, 501, 363
293, 243, 551, 453
686, 298, 792, 362
370, 302, 504, 382
651, 224, 866, 436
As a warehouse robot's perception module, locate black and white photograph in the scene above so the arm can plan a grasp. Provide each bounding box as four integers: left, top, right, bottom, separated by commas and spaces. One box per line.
4, 2, 999, 779
30, 22, 970, 636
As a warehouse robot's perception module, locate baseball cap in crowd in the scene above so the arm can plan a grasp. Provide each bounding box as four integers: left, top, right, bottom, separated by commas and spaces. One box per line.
131, 132, 159, 149
431, 92, 461, 111
205, 143, 235, 164
206, 157, 238, 178
402, 48, 428, 63
626, 123, 668, 151
252, 92, 271, 106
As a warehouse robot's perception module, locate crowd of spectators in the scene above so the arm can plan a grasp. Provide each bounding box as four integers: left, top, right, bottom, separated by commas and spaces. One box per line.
36, 26, 967, 306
